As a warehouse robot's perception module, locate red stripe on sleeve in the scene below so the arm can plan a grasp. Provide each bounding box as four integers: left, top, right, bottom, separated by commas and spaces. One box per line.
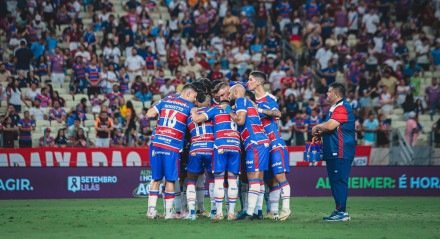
331, 106, 348, 123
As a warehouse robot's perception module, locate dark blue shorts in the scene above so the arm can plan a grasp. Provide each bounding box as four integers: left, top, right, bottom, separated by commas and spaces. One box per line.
213, 149, 241, 174
150, 146, 180, 181
187, 151, 213, 174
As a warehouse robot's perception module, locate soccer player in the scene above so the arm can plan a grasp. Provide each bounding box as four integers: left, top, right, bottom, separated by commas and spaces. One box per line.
229, 84, 270, 220
184, 94, 215, 220
247, 71, 291, 220
146, 84, 198, 219
312, 82, 355, 222
191, 99, 241, 220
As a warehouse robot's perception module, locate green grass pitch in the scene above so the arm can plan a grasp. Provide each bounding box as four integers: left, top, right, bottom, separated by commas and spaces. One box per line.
0, 197, 439, 239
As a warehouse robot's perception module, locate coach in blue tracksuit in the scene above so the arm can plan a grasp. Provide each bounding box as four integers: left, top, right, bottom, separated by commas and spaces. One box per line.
312, 82, 355, 222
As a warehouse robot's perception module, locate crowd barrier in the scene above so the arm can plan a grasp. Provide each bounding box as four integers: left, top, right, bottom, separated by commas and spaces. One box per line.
0, 147, 439, 199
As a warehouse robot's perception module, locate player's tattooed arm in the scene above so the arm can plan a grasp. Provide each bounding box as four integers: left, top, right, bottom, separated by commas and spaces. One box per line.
258, 108, 281, 118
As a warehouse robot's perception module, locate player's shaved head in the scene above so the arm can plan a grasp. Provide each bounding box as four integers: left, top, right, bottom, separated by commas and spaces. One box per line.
229, 84, 246, 100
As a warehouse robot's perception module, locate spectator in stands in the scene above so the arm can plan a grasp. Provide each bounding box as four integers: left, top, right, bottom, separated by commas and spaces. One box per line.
123, 100, 137, 146
94, 110, 113, 147
292, 110, 307, 145
425, 78, 440, 120
73, 128, 92, 147
133, 84, 152, 104
39, 128, 55, 147
125, 48, 145, 82
15, 40, 33, 72
405, 112, 421, 147
1, 115, 17, 148
36, 87, 52, 109
305, 109, 322, 141
18, 110, 35, 148
111, 128, 125, 146
67, 118, 87, 140
159, 78, 176, 97
6, 78, 28, 112
362, 112, 379, 146
49, 101, 66, 123
55, 128, 68, 147
86, 57, 102, 99
49, 47, 66, 88
0, 62, 12, 83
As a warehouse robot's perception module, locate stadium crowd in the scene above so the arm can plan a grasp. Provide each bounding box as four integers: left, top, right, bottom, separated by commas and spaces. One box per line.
1, 0, 440, 148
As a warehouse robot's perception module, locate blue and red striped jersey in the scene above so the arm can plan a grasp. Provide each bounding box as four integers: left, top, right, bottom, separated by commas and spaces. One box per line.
234, 97, 269, 150
152, 96, 194, 152
86, 65, 100, 82
203, 105, 241, 151
256, 93, 286, 150
187, 107, 214, 154
322, 99, 355, 160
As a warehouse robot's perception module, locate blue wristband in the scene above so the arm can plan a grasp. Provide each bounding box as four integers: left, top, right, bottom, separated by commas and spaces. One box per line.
224, 105, 231, 114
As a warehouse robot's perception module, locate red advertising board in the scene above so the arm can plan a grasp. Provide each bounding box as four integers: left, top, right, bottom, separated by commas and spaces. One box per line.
0, 146, 372, 167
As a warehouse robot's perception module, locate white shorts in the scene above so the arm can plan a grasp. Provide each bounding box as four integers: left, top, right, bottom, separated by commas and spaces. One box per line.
95, 138, 110, 147
51, 73, 65, 87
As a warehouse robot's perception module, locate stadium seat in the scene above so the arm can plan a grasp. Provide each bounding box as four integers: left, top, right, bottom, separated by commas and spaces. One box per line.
83, 119, 96, 128
65, 101, 77, 110
36, 120, 50, 129
150, 120, 157, 129
153, 94, 161, 102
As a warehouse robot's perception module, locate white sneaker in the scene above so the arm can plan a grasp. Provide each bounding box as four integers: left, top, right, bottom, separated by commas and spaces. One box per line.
279, 209, 291, 221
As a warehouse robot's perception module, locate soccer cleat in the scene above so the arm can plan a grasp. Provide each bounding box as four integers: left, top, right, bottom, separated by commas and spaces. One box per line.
279, 209, 291, 221
146, 209, 158, 219
323, 211, 350, 222
236, 211, 253, 220
227, 213, 236, 221
209, 210, 217, 219
254, 210, 263, 220
212, 213, 224, 221
265, 212, 280, 220
185, 213, 197, 221
165, 213, 179, 220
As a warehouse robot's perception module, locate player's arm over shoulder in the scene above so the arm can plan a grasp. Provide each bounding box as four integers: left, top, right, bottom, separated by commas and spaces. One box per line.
146, 101, 161, 119
191, 107, 209, 123
233, 98, 247, 126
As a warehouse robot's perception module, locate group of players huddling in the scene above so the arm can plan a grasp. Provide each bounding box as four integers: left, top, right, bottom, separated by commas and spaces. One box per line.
145, 71, 291, 221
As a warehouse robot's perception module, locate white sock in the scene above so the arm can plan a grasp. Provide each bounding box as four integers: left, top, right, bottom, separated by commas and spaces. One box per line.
214, 176, 224, 215
240, 182, 248, 211
174, 181, 182, 213
269, 185, 281, 214
255, 182, 265, 215
196, 175, 206, 211
224, 179, 229, 212
147, 190, 159, 213
208, 178, 215, 212
186, 179, 196, 213
164, 191, 175, 217
246, 179, 260, 216
280, 180, 291, 211
227, 175, 238, 215
181, 182, 187, 213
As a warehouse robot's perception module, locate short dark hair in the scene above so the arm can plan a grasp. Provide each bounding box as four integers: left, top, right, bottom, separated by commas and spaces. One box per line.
329, 82, 346, 98
182, 83, 197, 92
250, 71, 267, 83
